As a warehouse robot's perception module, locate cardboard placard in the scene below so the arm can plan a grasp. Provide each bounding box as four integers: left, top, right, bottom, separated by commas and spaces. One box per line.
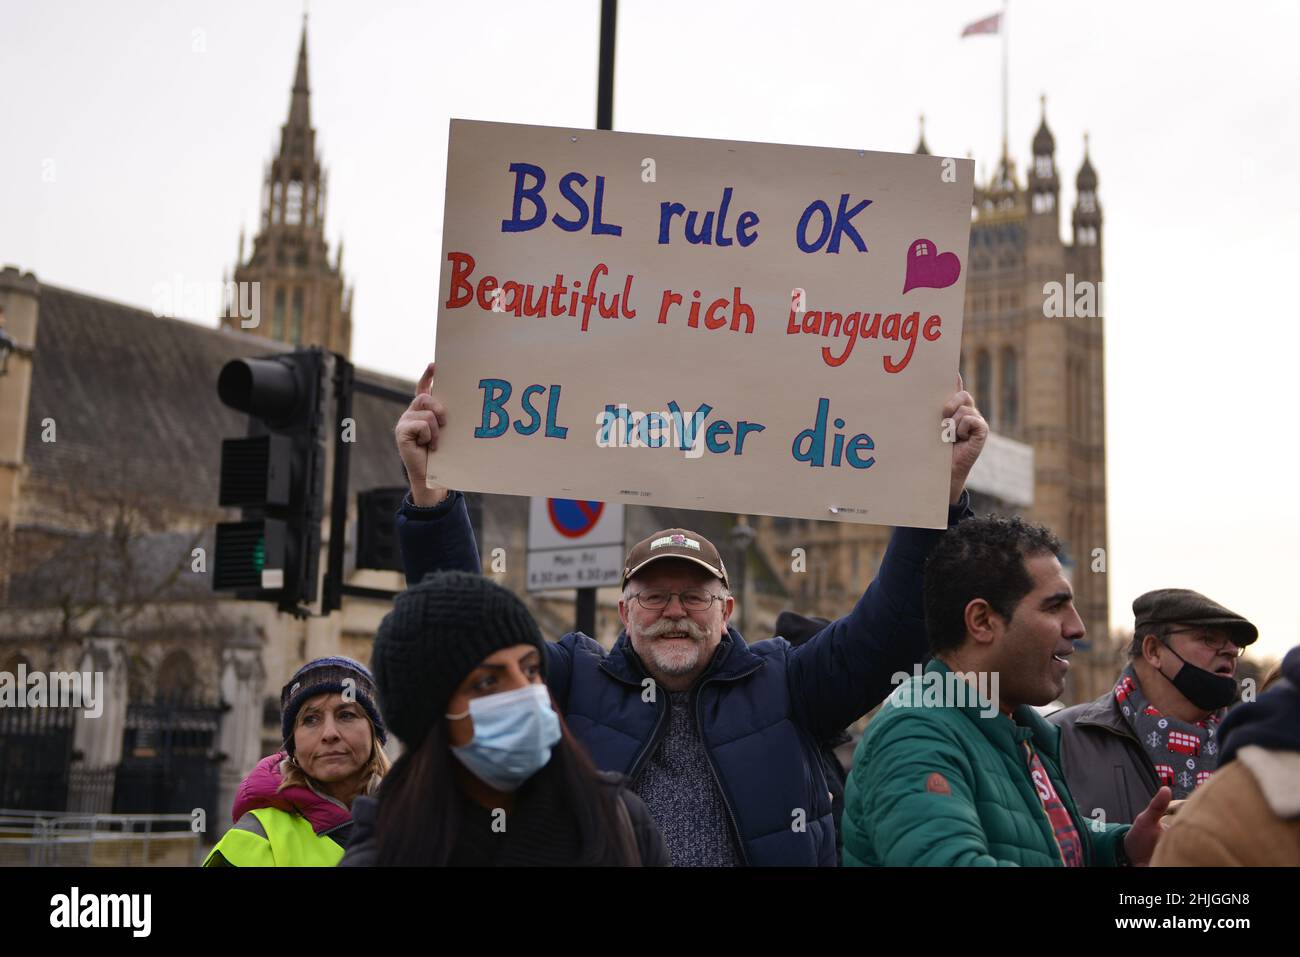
429, 120, 973, 529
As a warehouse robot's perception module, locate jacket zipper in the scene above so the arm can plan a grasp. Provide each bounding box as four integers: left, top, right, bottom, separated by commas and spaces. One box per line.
626, 688, 669, 781
599, 654, 673, 782
694, 668, 760, 866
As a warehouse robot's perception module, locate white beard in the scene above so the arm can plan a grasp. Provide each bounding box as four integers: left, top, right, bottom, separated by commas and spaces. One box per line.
644, 638, 704, 676
631, 616, 711, 677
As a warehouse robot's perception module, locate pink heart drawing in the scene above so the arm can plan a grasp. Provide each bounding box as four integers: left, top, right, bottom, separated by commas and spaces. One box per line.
903, 238, 961, 293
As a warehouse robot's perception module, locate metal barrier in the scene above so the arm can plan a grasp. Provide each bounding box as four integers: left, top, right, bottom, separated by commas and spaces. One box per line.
0, 810, 202, 867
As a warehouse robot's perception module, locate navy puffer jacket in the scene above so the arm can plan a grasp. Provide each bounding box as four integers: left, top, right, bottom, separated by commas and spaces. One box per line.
397, 491, 971, 866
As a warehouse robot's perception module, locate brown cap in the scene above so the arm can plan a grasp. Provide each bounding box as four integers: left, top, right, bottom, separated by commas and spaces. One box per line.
622, 528, 729, 589
1132, 588, 1258, 647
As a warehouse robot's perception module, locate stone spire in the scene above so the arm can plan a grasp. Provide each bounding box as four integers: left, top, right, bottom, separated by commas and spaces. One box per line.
915, 114, 930, 155
225, 16, 353, 356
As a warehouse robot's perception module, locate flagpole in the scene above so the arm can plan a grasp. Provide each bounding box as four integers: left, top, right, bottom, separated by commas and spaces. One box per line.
1001, 0, 1009, 167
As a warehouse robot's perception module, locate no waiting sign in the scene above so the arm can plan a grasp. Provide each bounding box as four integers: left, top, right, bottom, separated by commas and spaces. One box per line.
527, 497, 625, 592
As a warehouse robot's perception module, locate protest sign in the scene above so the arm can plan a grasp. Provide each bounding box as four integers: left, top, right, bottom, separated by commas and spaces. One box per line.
428, 120, 973, 528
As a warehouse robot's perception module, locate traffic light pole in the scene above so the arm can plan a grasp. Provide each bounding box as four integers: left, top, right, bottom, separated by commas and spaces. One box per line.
322, 356, 353, 614
322, 356, 412, 613
596, 0, 616, 133
573, 0, 617, 640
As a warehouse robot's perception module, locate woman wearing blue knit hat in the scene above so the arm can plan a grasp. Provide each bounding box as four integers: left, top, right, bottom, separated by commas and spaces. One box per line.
203, 656, 391, 866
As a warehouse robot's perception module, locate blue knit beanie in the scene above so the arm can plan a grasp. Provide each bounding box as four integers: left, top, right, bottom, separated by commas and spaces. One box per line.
280, 656, 387, 754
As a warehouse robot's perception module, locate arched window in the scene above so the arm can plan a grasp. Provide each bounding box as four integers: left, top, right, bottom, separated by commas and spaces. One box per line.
1035, 156, 1053, 178
976, 349, 994, 426
286, 180, 302, 224
1077, 357, 1090, 442
291, 287, 304, 344
272, 288, 285, 339
1069, 508, 1085, 580
1000, 347, 1019, 430
157, 651, 198, 704
271, 182, 283, 224
1, 652, 32, 676
127, 654, 152, 704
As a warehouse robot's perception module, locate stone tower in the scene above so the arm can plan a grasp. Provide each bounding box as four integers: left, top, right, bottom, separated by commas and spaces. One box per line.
753, 101, 1109, 694
224, 19, 353, 356
963, 97, 1108, 649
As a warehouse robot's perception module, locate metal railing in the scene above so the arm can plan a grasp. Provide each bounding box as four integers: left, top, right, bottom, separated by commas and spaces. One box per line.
0, 810, 202, 867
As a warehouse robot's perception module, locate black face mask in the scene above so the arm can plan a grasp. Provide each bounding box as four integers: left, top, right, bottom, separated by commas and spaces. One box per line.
1160, 645, 1238, 711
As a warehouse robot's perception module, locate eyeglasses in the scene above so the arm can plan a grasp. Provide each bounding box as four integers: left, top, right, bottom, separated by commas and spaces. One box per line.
631, 589, 724, 612
1164, 629, 1245, 657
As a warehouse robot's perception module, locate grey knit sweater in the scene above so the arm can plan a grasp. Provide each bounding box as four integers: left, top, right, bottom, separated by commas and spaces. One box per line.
632, 691, 742, 866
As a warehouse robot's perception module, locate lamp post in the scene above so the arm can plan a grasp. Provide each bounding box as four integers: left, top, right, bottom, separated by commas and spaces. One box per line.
730, 518, 755, 631
0, 303, 14, 375
0, 305, 33, 376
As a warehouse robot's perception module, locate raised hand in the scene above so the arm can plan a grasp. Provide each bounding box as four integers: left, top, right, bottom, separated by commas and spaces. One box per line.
395, 362, 449, 507
943, 374, 988, 505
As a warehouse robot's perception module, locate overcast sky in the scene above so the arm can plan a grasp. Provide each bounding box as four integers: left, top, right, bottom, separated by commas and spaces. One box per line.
3, 0, 1297, 663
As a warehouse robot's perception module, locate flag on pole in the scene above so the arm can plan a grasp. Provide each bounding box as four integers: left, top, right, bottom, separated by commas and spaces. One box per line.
961, 12, 1001, 37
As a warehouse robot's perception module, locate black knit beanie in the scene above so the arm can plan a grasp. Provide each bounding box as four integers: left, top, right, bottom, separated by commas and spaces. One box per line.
371, 570, 548, 746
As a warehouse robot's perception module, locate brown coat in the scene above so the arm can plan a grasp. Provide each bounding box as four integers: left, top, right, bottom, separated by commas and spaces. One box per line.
1152, 746, 1300, 866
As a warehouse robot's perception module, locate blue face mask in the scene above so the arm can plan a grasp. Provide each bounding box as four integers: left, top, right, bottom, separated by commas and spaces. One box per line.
445, 683, 561, 792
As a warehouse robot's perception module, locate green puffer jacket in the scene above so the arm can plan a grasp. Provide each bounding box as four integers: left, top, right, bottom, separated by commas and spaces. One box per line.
843, 658, 1131, 866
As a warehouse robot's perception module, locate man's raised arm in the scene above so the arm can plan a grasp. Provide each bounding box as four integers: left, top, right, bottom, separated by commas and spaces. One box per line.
786, 381, 987, 740
394, 362, 480, 584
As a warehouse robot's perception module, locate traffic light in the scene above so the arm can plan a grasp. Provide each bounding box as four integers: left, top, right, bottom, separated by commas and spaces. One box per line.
355, 486, 406, 572
354, 488, 486, 576
214, 349, 328, 615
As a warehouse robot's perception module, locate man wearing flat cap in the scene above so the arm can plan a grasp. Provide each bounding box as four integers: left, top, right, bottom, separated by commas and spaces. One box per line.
390, 364, 987, 866
1050, 588, 1258, 824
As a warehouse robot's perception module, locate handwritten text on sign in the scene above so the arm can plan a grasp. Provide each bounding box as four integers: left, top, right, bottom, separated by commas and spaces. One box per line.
429, 120, 974, 529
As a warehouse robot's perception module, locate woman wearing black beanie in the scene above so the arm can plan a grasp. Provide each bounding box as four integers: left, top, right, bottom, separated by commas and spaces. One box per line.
341, 570, 669, 866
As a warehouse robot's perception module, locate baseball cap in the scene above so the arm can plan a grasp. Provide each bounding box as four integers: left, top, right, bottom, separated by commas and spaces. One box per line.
622, 528, 729, 589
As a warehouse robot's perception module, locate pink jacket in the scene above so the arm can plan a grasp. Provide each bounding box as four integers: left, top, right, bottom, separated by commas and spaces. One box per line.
231, 752, 351, 835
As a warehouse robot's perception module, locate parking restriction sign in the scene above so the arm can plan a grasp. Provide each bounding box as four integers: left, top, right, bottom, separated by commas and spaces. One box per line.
527, 497, 625, 592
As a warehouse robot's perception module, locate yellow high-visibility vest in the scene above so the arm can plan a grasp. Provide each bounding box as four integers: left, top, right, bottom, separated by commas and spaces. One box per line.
203, 807, 345, 867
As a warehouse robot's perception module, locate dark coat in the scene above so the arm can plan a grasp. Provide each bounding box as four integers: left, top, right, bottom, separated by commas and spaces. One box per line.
1048, 688, 1158, 825
340, 771, 670, 866
396, 490, 972, 866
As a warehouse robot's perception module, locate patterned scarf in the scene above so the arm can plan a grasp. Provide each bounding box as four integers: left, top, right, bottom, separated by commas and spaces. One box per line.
1114, 664, 1223, 800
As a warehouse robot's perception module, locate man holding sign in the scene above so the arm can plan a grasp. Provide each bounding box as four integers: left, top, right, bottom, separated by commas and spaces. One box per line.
392, 362, 986, 866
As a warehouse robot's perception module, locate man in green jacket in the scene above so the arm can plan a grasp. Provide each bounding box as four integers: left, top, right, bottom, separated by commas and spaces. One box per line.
842, 515, 1171, 866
